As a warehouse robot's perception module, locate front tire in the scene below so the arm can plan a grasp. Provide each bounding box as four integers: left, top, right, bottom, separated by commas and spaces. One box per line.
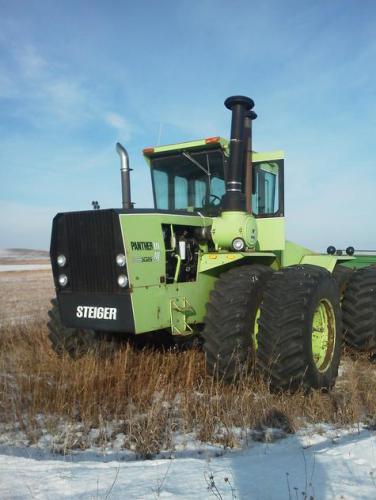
257, 265, 342, 392
47, 299, 119, 358
202, 264, 273, 381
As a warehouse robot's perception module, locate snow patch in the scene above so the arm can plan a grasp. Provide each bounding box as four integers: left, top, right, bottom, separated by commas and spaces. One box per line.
0, 264, 51, 272
0, 426, 375, 499
0, 248, 49, 260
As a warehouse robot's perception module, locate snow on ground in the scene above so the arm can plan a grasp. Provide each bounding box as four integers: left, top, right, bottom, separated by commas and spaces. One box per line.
0, 264, 51, 272
0, 249, 50, 271
0, 427, 375, 499
0, 249, 49, 260
0, 248, 50, 272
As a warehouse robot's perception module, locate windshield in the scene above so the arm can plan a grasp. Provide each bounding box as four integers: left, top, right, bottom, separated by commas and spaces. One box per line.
151, 149, 226, 214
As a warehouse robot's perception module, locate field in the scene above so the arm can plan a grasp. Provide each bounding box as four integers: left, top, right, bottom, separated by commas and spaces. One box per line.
0, 249, 52, 326
1, 252, 376, 498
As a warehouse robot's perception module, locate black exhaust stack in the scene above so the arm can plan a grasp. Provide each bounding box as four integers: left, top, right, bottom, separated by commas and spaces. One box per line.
244, 109, 257, 213
222, 95, 255, 212
116, 142, 134, 209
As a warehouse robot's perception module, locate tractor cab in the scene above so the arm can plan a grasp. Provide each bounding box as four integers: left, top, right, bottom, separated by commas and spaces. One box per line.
144, 138, 284, 219
144, 138, 226, 216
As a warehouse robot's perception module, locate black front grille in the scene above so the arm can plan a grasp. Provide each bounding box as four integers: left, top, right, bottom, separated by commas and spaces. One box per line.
51, 210, 125, 293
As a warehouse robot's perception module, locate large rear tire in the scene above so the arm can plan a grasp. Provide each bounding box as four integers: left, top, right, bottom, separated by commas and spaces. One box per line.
47, 299, 119, 359
257, 265, 342, 392
342, 266, 376, 350
202, 264, 273, 381
332, 264, 353, 298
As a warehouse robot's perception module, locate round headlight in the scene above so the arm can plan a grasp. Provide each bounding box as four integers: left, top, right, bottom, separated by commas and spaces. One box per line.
116, 253, 126, 267
57, 254, 66, 267
232, 238, 245, 252
117, 274, 128, 288
58, 274, 68, 287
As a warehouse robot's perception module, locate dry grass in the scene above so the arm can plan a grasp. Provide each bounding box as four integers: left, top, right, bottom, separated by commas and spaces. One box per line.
1, 320, 376, 457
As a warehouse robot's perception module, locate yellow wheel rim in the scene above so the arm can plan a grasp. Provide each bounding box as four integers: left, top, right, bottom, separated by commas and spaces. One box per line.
253, 307, 261, 350
311, 299, 336, 372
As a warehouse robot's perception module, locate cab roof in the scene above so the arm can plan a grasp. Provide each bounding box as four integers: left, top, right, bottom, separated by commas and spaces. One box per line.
143, 136, 229, 157
142, 136, 284, 163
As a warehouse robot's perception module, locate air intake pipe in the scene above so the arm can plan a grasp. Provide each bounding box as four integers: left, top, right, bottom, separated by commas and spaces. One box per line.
116, 142, 134, 209
222, 95, 255, 212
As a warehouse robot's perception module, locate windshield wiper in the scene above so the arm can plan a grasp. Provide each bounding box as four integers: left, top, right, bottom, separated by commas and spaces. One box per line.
182, 152, 210, 176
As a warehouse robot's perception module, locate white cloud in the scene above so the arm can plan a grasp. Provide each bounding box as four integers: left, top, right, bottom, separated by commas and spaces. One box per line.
43, 80, 91, 121
0, 43, 135, 138
104, 112, 132, 140
14, 45, 47, 79
105, 112, 127, 130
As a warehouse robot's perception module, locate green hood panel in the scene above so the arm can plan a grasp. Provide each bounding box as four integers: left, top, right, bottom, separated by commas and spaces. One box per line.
119, 212, 211, 288
119, 212, 215, 333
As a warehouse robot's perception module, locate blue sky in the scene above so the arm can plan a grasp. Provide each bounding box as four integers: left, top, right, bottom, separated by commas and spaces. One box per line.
0, 0, 375, 251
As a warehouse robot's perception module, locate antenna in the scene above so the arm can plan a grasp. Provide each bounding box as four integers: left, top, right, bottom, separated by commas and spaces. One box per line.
157, 122, 163, 146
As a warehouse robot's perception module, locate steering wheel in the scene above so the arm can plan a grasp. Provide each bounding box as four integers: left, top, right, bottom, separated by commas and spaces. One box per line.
203, 194, 221, 206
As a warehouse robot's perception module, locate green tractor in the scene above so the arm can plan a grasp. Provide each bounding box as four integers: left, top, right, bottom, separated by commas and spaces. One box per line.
48, 96, 376, 391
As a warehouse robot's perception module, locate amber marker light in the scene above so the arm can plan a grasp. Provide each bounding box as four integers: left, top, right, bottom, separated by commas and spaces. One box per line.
205, 136, 220, 144
143, 147, 155, 154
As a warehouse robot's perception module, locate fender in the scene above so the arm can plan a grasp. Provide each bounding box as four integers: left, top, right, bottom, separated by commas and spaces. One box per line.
199, 252, 277, 273
300, 254, 354, 272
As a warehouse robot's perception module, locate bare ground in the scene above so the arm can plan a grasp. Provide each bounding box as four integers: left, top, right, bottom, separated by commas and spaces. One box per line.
0, 269, 54, 325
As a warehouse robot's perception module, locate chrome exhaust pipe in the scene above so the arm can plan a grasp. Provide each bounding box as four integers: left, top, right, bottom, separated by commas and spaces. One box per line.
116, 142, 133, 209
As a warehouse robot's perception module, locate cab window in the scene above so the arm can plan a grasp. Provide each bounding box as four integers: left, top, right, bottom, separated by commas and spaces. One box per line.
252, 161, 283, 217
